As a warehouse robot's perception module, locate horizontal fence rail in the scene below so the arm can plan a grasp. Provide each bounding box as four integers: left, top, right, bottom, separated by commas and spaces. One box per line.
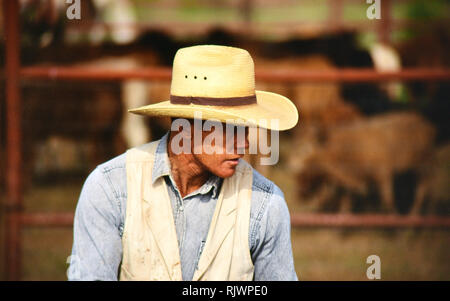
20, 213, 74, 228
12, 65, 450, 232
5, 0, 450, 282
290, 214, 450, 229
62, 20, 450, 39
18, 66, 450, 82
18, 213, 450, 229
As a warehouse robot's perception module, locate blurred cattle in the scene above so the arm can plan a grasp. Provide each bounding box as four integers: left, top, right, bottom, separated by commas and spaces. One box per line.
71, 53, 169, 147
20, 79, 123, 185
254, 32, 397, 116
411, 143, 450, 215
255, 55, 362, 130
398, 25, 450, 143
0, 0, 175, 187
254, 54, 363, 178
294, 111, 436, 214
16, 48, 174, 186
18, 0, 139, 50
2, 0, 416, 198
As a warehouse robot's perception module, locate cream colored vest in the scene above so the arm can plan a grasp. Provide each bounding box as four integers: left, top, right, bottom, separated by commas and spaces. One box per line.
119, 140, 254, 281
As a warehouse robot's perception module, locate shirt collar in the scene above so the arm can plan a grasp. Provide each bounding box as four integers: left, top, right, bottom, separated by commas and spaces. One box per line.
152, 132, 222, 199
151, 132, 171, 184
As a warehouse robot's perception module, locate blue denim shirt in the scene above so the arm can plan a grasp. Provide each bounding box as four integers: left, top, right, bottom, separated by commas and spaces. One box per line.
68, 133, 298, 281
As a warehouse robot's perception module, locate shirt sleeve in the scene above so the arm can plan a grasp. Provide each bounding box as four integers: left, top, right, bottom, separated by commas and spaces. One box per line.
251, 185, 299, 281
68, 167, 123, 281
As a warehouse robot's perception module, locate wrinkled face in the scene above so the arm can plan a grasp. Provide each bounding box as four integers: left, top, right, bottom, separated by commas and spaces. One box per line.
191, 121, 249, 178
169, 118, 250, 178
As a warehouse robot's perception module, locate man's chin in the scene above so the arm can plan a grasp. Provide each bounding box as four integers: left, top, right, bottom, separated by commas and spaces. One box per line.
214, 167, 237, 179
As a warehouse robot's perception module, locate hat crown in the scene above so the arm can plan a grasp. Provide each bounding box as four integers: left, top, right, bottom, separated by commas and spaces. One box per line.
170, 45, 256, 98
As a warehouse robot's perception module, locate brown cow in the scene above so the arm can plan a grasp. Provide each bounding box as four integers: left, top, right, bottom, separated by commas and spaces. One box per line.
295, 111, 436, 213
410, 143, 450, 215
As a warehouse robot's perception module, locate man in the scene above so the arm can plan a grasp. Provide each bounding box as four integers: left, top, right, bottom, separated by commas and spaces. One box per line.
68, 45, 299, 280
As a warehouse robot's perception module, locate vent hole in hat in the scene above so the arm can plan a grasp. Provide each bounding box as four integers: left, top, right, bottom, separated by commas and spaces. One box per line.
194, 76, 197, 79
204, 76, 207, 80
185, 75, 188, 78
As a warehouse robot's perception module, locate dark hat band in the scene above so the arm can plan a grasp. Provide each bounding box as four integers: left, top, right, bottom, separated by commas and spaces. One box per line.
170, 94, 257, 106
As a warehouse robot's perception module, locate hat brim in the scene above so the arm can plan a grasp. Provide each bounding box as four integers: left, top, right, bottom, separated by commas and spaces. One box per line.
128, 90, 299, 131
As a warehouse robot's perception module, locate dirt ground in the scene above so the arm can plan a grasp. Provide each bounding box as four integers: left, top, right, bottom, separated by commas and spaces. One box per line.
1, 177, 449, 281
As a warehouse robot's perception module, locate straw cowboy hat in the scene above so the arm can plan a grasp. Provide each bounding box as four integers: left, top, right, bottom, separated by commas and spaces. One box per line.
129, 45, 299, 131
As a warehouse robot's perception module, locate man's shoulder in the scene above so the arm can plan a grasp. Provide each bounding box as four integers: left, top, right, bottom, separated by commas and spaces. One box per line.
95, 138, 163, 174
245, 162, 288, 226
237, 159, 275, 194
251, 167, 277, 194
83, 152, 129, 200
96, 152, 127, 174
88, 139, 161, 194
238, 160, 275, 194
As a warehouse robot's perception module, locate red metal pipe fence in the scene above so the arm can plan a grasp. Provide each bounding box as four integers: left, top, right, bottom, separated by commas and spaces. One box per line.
3, 0, 23, 282
3, 0, 450, 281
290, 214, 450, 229
3, 68, 450, 281
18, 66, 450, 82
18, 212, 450, 229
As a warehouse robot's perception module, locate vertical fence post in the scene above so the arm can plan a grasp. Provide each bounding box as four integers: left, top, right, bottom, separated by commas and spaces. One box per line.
240, 0, 253, 34
3, 0, 23, 281
328, 0, 343, 32
378, 0, 391, 44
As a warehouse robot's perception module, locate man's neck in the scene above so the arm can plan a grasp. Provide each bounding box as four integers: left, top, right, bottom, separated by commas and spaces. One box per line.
167, 133, 210, 198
